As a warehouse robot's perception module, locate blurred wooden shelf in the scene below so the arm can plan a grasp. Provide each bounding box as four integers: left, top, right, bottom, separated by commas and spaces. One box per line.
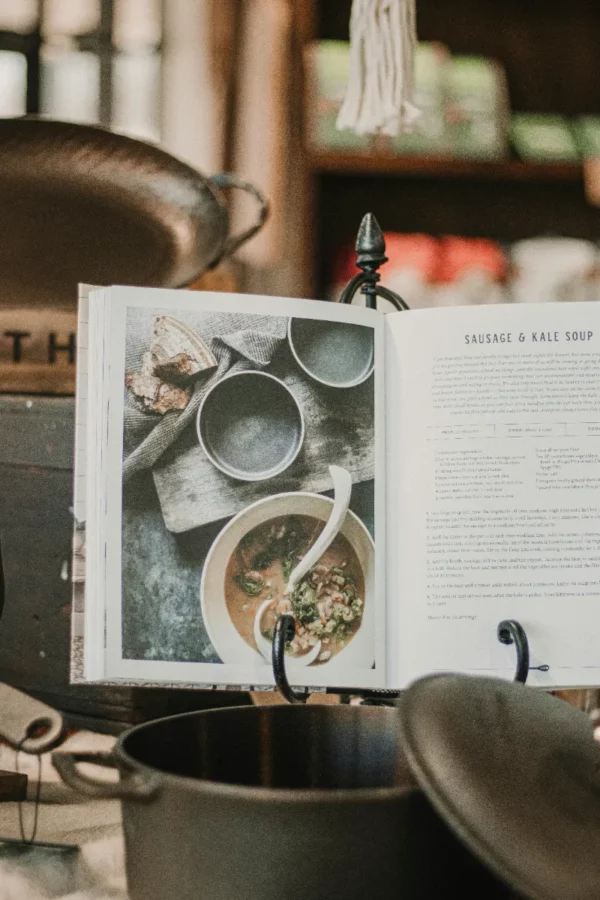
308, 150, 583, 183
297, 0, 600, 297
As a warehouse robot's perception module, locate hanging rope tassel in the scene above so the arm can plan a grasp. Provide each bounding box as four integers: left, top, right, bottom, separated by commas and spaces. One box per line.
337, 0, 420, 136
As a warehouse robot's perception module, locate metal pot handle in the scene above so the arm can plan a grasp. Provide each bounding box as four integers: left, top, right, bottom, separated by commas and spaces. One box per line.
0, 682, 64, 754
207, 174, 269, 267
52, 750, 161, 802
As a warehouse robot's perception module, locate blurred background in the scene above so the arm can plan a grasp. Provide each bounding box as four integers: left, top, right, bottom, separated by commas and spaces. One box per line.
0, 0, 599, 305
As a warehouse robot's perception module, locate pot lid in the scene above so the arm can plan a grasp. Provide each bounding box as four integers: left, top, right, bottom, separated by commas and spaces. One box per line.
399, 674, 600, 900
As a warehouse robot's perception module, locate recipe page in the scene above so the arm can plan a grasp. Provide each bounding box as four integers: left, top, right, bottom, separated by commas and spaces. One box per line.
385, 301, 600, 689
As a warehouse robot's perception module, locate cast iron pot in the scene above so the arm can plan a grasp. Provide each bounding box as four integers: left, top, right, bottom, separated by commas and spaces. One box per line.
51, 703, 513, 900
0, 117, 268, 308
10, 676, 600, 899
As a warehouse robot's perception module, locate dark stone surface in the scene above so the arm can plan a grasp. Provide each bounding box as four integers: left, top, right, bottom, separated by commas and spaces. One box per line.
122, 471, 223, 663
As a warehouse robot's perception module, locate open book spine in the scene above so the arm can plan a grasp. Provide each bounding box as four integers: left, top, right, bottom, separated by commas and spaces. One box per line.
70, 285, 91, 684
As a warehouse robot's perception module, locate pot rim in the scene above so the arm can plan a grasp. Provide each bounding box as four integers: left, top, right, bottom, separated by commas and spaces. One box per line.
114, 704, 416, 804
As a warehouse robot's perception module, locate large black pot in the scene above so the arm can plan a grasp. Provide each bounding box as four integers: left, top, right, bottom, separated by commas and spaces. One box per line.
52, 703, 513, 900
5, 675, 600, 900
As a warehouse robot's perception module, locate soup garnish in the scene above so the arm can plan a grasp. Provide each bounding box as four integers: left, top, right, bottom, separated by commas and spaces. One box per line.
225, 515, 365, 664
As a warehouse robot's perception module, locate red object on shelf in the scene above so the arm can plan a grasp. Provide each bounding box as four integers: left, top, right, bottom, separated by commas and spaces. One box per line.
331, 231, 509, 308
331, 232, 439, 292
437, 236, 507, 283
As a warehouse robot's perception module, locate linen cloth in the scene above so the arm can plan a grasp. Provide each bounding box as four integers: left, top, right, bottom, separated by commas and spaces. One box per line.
0, 733, 124, 900
123, 308, 288, 480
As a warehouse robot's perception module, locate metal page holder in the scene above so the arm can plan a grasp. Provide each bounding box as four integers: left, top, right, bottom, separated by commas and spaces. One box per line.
274, 615, 550, 704
497, 619, 550, 684
338, 213, 410, 312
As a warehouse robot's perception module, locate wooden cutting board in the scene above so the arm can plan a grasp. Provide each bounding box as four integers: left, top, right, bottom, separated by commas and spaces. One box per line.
153, 352, 375, 534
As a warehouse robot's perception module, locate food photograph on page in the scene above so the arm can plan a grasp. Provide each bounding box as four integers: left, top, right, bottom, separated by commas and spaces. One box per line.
121, 305, 376, 678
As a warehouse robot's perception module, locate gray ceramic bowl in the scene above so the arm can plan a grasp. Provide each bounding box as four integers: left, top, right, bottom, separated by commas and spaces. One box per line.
196, 371, 304, 481
288, 317, 375, 388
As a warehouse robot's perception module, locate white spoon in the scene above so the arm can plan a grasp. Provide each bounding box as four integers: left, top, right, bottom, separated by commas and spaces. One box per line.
253, 465, 353, 667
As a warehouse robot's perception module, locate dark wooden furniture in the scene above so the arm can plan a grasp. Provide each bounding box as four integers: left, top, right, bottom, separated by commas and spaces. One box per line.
0, 769, 27, 801
0, 396, 250, 733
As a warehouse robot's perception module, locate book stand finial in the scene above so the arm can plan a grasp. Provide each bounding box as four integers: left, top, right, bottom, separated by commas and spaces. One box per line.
339, 212, 409, 310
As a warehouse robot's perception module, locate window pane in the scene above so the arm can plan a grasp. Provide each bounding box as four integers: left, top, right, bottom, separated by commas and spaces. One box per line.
40, 47, 100, 123
0, 51, 27, 115
113, 0, 162, 50
112, 50, 160, 141
0, 0, 39, 33
42, 0, 100, 38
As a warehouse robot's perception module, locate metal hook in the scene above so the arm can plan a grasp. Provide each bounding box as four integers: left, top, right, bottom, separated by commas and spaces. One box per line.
497, 619, 549, 683
339, 213, 409, 311
497, 620, 530, 683
272, 615, 309, 704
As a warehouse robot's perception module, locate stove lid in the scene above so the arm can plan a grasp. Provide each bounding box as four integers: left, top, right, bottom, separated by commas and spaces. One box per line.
399, 674, 600, 900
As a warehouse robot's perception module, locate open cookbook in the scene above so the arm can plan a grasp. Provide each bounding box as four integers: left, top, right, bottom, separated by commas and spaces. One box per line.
72, 285, 600, 692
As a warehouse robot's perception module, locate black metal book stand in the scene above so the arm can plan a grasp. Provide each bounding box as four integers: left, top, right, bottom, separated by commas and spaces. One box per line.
270, 213, 549, 704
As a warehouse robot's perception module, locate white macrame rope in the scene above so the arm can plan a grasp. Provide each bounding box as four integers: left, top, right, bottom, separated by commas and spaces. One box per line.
337, 0, 420, 137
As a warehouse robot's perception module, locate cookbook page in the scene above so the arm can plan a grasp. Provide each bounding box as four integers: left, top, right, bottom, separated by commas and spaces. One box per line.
386, 302, 600, 689
97, 287, 385, 691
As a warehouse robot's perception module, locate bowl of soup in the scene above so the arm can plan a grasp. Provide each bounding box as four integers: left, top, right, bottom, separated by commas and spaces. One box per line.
200, 492, 375, 675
